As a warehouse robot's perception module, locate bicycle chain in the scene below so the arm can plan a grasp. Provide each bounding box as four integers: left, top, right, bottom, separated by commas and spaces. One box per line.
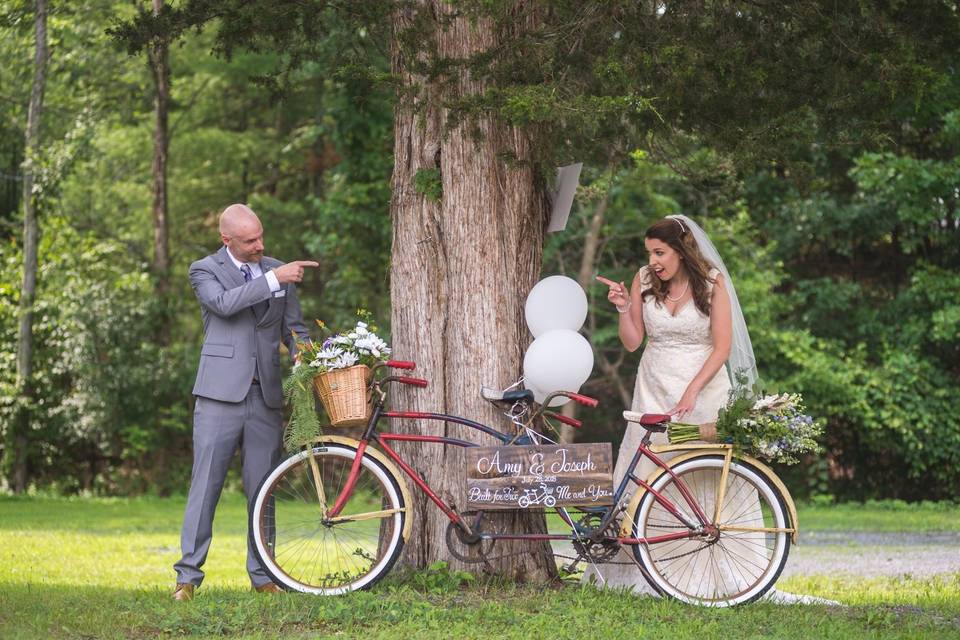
644, 542, 711, 563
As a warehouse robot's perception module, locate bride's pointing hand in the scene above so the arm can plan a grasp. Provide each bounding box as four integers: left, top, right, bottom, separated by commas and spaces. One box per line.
597, 276, 629, 309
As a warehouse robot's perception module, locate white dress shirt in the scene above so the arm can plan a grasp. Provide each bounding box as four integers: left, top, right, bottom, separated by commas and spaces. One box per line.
225, 247, 280, 293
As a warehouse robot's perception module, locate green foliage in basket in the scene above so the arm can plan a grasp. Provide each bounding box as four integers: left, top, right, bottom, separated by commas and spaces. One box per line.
282, 361, 323, 452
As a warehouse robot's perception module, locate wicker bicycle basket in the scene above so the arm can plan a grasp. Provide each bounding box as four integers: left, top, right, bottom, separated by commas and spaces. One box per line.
312, 365, 372, 427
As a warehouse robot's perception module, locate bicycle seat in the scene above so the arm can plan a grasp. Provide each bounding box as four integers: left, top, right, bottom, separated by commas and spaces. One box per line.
623, 411, 671, 432
480, 386, 534, 404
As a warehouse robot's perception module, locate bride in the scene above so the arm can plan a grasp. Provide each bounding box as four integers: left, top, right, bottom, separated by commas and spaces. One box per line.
588, 214, 823, 604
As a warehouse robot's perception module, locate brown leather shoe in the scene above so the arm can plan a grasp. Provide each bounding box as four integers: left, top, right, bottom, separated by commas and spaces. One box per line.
253, 582, 283, 594
172, 583, 195, 601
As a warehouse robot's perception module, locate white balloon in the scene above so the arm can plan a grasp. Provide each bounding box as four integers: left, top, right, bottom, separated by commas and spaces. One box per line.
525, 275, 588, 337
522, 329, 594, 406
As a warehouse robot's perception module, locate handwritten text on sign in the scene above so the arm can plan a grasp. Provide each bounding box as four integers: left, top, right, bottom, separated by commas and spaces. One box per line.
465, 444, 613, 509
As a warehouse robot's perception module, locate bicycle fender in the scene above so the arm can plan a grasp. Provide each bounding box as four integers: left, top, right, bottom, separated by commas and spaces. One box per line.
618, 450, 799, 544
313, 435, 415, 542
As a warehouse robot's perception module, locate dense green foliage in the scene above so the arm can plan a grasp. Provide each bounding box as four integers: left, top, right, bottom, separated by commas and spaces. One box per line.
1, 1, 958, 500
0, 0, 392, 493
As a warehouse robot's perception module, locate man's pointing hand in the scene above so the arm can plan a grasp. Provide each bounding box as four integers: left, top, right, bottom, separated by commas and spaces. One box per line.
274, 260, 319, 284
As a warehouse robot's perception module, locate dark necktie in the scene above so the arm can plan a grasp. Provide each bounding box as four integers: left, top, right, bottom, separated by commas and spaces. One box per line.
240, 264, 268, 319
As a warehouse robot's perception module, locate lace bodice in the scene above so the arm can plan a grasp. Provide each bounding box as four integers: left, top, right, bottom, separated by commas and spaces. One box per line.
631, 265, 729, 426
639, 265, 718, 354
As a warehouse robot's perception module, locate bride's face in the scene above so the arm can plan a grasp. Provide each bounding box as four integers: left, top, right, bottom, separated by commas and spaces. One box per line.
645, 238, 684, 281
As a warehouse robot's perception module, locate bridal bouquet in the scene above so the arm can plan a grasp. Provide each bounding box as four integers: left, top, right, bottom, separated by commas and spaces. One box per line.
283, 312, 391, 449
667, 389, 823, 465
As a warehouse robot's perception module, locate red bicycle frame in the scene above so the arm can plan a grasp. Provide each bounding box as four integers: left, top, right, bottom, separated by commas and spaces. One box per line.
323, 367, 715, 547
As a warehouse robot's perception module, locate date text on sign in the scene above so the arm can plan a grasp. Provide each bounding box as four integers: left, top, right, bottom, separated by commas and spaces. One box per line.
465, 443, 613, 509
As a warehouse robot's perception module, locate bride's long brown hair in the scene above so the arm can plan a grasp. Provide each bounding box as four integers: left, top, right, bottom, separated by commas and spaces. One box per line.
643, 217, 717, 316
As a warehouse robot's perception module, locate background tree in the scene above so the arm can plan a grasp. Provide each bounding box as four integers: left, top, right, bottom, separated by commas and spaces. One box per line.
8, 0, 48, 493
147, 0, 172, 342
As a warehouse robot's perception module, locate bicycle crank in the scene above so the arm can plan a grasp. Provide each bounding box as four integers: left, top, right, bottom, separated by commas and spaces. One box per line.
444, 511, 499, 564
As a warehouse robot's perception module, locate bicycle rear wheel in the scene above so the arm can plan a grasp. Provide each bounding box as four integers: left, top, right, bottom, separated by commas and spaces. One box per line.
250, 443, 406, 594
632, 455, 791, 606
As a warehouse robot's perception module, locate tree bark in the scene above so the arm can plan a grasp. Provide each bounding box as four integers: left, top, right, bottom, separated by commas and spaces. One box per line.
389, 1, 555, 580
148, 0, 171, 341
10, 0, 48, 493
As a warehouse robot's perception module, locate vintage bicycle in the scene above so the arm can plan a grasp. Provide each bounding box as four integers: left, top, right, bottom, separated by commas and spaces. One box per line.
250, 360, 798, 607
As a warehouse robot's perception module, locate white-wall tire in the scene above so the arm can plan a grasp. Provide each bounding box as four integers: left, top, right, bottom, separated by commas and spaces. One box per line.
632, 455, 791, 606
250, 444, 406, 595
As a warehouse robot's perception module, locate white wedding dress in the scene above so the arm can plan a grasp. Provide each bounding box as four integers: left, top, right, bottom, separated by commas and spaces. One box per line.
583, 266, 833, 606
583, 266, 731, 593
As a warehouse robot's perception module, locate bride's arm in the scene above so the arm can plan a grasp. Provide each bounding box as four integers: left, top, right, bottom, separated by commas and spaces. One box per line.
671, 274, 733, 419
618, 270, 646, 352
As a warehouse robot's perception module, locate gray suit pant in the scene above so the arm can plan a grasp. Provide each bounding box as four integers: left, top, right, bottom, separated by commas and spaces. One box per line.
174, 384, 282, 588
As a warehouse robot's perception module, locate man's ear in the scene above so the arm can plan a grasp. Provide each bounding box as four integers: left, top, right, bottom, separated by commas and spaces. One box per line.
220, 234, 230, 246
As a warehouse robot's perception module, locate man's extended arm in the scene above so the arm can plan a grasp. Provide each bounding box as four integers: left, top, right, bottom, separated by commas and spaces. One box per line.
190, 260, 273, 318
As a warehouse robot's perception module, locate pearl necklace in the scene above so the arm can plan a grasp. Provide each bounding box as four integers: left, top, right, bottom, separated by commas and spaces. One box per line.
666, 279, 689, 302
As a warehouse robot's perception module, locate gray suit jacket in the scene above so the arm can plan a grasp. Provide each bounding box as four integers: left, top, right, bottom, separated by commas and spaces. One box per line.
190, 246, 309, 409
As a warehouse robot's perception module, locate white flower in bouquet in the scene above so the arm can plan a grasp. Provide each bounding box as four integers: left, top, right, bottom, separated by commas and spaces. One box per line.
752, 393, 791, 412
332, 352, 359, 369
355, 335, 390, 358
315, 347, 343, 360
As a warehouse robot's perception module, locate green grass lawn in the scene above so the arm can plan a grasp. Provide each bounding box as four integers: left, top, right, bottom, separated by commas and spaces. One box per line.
1, 494, 958, 639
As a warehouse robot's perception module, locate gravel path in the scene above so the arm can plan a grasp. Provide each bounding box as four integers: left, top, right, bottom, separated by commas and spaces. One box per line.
783, 531, 960, 578
552, 531, 960, 579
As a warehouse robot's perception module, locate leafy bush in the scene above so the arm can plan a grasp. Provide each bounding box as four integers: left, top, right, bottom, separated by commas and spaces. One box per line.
0, 217, 194, 494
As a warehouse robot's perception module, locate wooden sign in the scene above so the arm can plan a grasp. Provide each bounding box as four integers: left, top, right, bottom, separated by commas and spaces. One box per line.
464, 443, 613, 509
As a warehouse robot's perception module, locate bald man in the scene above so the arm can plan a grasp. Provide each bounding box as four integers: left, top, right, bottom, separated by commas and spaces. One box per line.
173, 204, 318, 600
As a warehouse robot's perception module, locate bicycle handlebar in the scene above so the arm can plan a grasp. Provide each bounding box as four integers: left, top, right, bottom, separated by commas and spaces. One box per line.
396, 376, 428, 388
565, 392, 598, 407
546, 391, 598, 408
544, 411, 582, 429
386, 360, 416, 370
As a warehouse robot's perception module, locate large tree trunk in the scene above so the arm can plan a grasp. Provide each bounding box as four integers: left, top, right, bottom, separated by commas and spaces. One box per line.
389, 2, 555, 580
9, 0, 48, 493
148, 0, 171, 341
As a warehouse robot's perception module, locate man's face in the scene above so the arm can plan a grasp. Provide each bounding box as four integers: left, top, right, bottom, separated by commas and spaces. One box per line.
222, 219, 265, 263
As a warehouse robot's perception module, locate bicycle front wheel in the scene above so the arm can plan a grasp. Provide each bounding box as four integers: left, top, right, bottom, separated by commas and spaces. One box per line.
632, 455, 791, 606
250, 443, 406, 595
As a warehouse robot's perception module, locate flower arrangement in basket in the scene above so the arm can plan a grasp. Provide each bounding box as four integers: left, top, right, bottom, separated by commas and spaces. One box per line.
667, 383, 824, 465
283, 312, 391, 450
